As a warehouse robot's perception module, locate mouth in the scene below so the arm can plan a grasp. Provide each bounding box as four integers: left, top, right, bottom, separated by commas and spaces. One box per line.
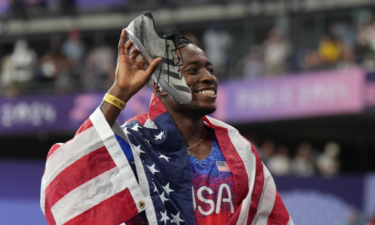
195, 88, 217, 97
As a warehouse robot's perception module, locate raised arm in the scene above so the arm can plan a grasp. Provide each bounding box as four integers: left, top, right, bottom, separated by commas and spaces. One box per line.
100, 29, 161, 126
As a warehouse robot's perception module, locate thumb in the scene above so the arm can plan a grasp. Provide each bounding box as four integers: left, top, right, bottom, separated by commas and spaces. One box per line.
145, 57, 162, 78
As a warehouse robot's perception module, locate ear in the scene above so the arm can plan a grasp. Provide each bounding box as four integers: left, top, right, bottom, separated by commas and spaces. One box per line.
152, 82, 168, 96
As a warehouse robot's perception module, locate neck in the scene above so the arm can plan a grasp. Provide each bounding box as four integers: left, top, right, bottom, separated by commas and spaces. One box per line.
168, 110, 205, 148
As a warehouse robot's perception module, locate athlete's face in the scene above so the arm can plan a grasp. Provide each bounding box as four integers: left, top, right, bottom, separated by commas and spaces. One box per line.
162, 44, 218, 118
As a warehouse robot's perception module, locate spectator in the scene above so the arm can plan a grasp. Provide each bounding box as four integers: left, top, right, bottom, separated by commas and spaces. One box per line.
4, 40, 37, 95
303, 48, 324, 71
82, 39, 115, 91
39, 36, 71, 94
239, 46, 264, 79
318, 34, 341, 66
332, 22, 356, 50
358, 19, 375, 71
363, 18, 375, 53
267, 145, 291, 176
263, 28, 290, 76
0, 54, 14, 96
183, 31, 200, 46
291, 142, 315, 176
355, 21, 372, 65
258, 139, 276, 167
338, 38, 356, 69
202, 22, 233, 80
316, 141, 340, 177
62, 29, 86, 76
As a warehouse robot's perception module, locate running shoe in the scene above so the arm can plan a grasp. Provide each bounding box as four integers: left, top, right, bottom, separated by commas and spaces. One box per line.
125, 11, 192, 104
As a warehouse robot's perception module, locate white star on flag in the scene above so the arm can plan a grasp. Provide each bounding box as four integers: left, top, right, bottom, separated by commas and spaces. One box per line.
159, 191, 169, 204
145, 139, 152, 146
153, 182, 159, 193
163, 183, 174, 195
160, 210, 170, 225
131, 123, 142, 131
159, 154, 171, 162
124, 128, 131, 135
132, 145, 145, 155
154, 131, 164, 140
147, 164, 159, 175
171, 212, 184, 225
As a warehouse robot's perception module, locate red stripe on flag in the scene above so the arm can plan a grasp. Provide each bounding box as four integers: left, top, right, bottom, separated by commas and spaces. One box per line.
267, 191, 290, 225
64, 188, 138, 225
208, 121, 249, 209
44, 146, 116, 225
148, 93, 167, 121
247, 142, 265, 225
47, 119, 94, 160
75, 119, 94, 136
126, 114, 148, 126
226, 203, 243, 225
46, 144, 63, 160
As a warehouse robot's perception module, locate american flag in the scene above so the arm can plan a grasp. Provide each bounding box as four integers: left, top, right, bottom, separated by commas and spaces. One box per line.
216, 161, 231, 172
40, 93, 293, 225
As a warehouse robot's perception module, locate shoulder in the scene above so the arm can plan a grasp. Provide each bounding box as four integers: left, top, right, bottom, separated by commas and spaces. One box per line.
204, 116, 238, 132
205, 116, 260, 158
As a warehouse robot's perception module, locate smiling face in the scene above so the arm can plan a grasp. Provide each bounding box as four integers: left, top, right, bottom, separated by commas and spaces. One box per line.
156, 44, 219, 119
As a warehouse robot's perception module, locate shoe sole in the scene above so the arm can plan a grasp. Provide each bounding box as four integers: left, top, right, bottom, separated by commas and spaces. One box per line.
125, 28, 191, 104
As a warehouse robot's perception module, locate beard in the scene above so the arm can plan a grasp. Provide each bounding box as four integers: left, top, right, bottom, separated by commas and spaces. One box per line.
184, 103, 217, 119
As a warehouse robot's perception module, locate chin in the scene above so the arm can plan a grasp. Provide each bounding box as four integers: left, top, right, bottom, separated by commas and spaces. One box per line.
189, 104, 217, 117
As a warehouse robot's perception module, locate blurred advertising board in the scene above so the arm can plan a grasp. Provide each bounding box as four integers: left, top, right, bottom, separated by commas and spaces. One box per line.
0, 68, 370, 135
0, 88, 152, 136
212, 68, 366, 123
0, 0, 10, 16
76, 0, 126, 9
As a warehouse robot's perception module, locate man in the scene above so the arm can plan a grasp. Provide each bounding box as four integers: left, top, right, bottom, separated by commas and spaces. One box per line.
41, 28, 293, 225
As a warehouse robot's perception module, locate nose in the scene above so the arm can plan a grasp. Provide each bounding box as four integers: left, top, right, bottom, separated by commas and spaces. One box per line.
200, 69, 217, 84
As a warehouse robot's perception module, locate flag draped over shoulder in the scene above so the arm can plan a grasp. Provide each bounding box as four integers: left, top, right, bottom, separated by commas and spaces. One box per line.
40, 93, 293, 225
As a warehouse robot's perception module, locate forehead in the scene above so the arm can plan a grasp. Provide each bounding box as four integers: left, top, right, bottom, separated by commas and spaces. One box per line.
178, 44, 209, 66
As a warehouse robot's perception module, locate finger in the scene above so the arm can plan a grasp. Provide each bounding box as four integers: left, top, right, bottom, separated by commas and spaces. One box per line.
136, 57, 147, 70
124, 40, 134, 56
130, 49, 141, 60
145, 57, 162, 78
118, 29, 126, 56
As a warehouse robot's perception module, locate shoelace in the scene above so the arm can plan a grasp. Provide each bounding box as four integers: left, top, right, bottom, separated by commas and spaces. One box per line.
155, 30, 191, 86
154, 31, 191, 108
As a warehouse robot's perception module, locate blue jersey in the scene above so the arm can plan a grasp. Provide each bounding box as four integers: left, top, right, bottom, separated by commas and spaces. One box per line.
125, 126, 236, 225
190, 126, 236, 225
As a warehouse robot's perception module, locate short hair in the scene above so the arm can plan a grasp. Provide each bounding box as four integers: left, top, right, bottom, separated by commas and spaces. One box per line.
176, 37, 192, 47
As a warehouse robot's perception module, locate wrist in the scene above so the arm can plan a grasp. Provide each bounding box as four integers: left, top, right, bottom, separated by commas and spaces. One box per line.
108, 84, 132, 103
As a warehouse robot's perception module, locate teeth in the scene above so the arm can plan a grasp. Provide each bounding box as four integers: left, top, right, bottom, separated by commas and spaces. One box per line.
198, 90, 215, 95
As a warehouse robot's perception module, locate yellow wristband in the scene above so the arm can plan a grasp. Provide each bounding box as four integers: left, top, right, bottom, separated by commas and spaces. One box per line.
103, 93, 126, 110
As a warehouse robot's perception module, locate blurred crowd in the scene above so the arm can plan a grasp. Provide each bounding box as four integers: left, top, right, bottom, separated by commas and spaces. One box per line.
0, 29, 116, 96
256, 140, 341, 177
3, 12, 375, 96
239, 18, 375, 79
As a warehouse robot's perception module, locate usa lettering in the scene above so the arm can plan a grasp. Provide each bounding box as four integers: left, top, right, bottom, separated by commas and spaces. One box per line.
192, 184, 234, 216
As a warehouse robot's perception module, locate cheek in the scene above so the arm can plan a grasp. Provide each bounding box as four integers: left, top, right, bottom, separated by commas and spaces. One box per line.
183, 76, 198, 88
